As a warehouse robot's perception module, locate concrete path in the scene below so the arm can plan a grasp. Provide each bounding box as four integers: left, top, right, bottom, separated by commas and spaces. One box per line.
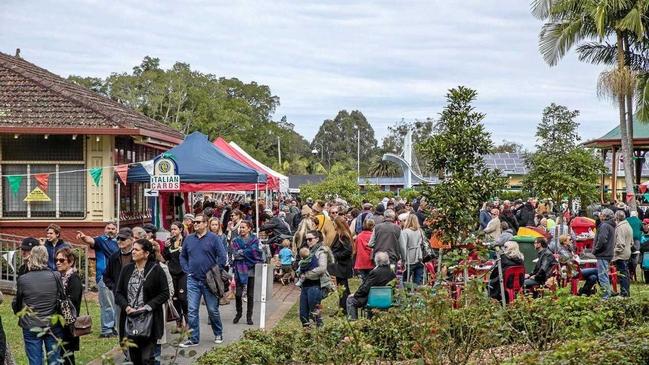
92, 283, 300, 364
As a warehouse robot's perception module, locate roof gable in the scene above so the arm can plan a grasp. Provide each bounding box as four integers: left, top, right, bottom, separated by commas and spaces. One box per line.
0, 51, 183, 142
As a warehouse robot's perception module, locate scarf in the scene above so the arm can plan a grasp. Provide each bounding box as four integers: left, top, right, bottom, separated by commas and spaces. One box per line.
232, 234, 262, 285
62, 267, 77, 289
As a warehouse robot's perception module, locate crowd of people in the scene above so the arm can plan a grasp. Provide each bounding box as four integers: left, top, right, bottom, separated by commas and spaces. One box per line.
11, 193, 649, 365
481, 198, 648, 301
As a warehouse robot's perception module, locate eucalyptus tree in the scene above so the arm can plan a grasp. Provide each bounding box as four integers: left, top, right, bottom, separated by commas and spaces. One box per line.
533, 0, 649, 210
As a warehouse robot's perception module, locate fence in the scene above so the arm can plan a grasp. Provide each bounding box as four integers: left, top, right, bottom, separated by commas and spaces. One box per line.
0, 233, 89, 294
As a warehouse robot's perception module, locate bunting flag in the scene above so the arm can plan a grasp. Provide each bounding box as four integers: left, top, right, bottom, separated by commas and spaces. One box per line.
141, 160, 154, 176
34, 173, 49, 191
114, 164, 129, 185
90, 167, 103, 187
626, 192, 635, 202
1, 250, 15, 272
641, 183, 649, 194
6, 176, 22, 197
644, 193, 649, 203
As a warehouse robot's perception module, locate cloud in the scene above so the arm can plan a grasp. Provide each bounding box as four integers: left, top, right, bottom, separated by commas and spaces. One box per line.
0, 0, 619, 148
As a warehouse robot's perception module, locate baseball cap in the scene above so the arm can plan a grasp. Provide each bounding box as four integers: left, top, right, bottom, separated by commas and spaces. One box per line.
643, 218, 649, 224
142, 223, 157, 234
117, 227, 133, 240
21, 237, 39, 251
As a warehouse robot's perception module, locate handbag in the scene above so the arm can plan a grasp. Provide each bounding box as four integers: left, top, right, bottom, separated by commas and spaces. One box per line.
642, 252, 649, 270
420, 230, 435, 263
125, 267, 154, 340
72, 293, 92, 337
52, 272, 77, 326
166, 299, 180, 322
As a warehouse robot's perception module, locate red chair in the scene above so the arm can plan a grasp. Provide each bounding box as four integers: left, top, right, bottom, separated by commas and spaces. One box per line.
503, 266, 525, 303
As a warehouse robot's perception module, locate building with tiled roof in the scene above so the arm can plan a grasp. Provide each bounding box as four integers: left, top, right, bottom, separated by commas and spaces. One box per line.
0, 50, 183, 242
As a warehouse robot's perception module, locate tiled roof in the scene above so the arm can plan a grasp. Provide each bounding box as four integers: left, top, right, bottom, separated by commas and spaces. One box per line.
0, 51, 183, 141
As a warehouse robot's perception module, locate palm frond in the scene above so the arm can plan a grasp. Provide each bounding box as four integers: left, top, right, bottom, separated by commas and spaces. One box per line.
531, 0, 555, 19
539, 19, 585, 66
617, 7, 645, 39
576, 42, 617, 64
635, 72, 649, 122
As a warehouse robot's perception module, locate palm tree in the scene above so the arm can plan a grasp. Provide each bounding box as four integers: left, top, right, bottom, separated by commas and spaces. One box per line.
368, 158, 401, 177
534, 0, 649, 211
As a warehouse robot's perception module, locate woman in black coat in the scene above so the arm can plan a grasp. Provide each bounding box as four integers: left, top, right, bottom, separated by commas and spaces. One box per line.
115, 239, 170, 365
55, 248, 82, 365
328, 216, 354, 314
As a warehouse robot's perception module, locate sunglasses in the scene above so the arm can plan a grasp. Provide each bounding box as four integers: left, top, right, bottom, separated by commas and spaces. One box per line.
56, 258, 67, 263
193, 220, 204, 224
306, 237, 317, 242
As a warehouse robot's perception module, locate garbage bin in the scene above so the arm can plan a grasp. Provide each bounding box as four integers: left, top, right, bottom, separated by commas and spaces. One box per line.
513, 235, 537, 272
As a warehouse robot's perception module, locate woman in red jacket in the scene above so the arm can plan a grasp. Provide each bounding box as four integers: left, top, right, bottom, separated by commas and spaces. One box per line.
354, 218, 376, 282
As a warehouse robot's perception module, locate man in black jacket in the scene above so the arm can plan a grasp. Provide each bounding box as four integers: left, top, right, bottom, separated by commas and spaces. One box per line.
346, 252, 396, 320
516, 199, 537, 227
593, 208, 616, 298
523, 237, 557, 293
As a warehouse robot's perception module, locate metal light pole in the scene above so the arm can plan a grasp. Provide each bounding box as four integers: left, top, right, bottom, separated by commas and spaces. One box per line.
357, 128, 360, 179
277, 136, 282, 166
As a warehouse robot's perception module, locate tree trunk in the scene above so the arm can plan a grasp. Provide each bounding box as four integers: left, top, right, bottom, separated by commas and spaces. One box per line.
624, 35, 636, 186
617, 31, 637, 211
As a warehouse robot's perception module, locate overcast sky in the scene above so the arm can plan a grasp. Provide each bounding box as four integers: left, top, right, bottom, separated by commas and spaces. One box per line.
0, 0, 619, 148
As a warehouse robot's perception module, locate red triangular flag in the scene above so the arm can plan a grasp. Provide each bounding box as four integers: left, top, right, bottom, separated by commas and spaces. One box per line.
640, 184, 648, 194
114, 164, 129, 185
626, 192, 635, 202
34, 173, 49, 191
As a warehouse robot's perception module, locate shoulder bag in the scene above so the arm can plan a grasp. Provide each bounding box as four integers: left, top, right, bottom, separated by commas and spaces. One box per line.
52, 272, 77, 326
125, 266, 154, 340
72, 290, 92, 337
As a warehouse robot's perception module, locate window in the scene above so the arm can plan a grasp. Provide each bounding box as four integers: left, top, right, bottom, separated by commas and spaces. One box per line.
2, 136, 85, 218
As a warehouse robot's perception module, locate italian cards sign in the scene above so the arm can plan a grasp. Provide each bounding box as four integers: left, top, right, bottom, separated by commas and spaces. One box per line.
150, 155, 180, 191
150, 175, 180, 191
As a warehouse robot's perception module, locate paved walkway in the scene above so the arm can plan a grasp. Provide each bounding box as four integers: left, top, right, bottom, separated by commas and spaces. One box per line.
92, 283, 300, 364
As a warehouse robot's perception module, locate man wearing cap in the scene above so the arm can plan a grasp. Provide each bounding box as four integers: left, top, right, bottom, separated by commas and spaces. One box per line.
17, 237, 39, 277
77, 222, 119, 337
43, 224, 71, 271
103, 227, 134, 339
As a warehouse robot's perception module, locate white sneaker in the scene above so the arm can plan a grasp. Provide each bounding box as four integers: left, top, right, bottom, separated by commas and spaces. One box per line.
214, 335, 224, 344
179, 340, 198, 348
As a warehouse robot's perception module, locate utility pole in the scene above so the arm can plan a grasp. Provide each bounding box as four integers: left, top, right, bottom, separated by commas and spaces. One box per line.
357, 128, 360, 180
277, 136, 282, 166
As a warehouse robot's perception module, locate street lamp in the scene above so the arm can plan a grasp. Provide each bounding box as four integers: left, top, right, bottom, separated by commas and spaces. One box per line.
312, 141, 324, 161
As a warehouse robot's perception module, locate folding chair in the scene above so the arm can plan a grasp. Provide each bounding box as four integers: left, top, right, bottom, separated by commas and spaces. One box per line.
503, 266, 525, 303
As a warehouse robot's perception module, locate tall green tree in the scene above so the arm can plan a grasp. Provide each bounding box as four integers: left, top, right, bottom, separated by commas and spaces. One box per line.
534, 0, 649, 210
419, 86, 507, 247
492, 140, 524, 153
312, 110, 378, 172
523, 104, 606, 205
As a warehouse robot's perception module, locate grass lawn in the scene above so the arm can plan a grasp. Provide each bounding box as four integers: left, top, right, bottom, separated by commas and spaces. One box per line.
2, 295, 118, 365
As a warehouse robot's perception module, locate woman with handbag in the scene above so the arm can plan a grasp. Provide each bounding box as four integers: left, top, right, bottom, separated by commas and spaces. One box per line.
55, 248, 82, 365
11, 246, 65, 365
163, 222, 188, 331
115, 239, 170, 365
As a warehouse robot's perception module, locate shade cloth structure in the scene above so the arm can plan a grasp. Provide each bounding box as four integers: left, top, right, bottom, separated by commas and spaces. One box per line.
213, 137, 281, 192
127, 131, 266, 192
225, 139, 289, 193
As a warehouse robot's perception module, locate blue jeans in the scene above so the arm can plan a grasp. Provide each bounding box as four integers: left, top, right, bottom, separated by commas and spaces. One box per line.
615, 260, 630, 297
187, 276, 222, 344
597, 258, 612, 298
97, 279, 116, 334
402, 263, 424, 285
299, 285, 322, 326
22, 326, 63, 365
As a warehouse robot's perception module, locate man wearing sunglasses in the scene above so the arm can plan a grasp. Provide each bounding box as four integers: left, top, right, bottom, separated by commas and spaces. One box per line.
179, 213, 228, 348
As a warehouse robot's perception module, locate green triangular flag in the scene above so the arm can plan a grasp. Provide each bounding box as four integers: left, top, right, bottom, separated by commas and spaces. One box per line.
644, 193, 649, 202
90, 167, 103, 187
6, 175, 22, 197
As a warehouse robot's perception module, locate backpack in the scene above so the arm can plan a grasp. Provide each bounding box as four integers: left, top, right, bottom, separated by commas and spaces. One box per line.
355, 212, 370, 234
